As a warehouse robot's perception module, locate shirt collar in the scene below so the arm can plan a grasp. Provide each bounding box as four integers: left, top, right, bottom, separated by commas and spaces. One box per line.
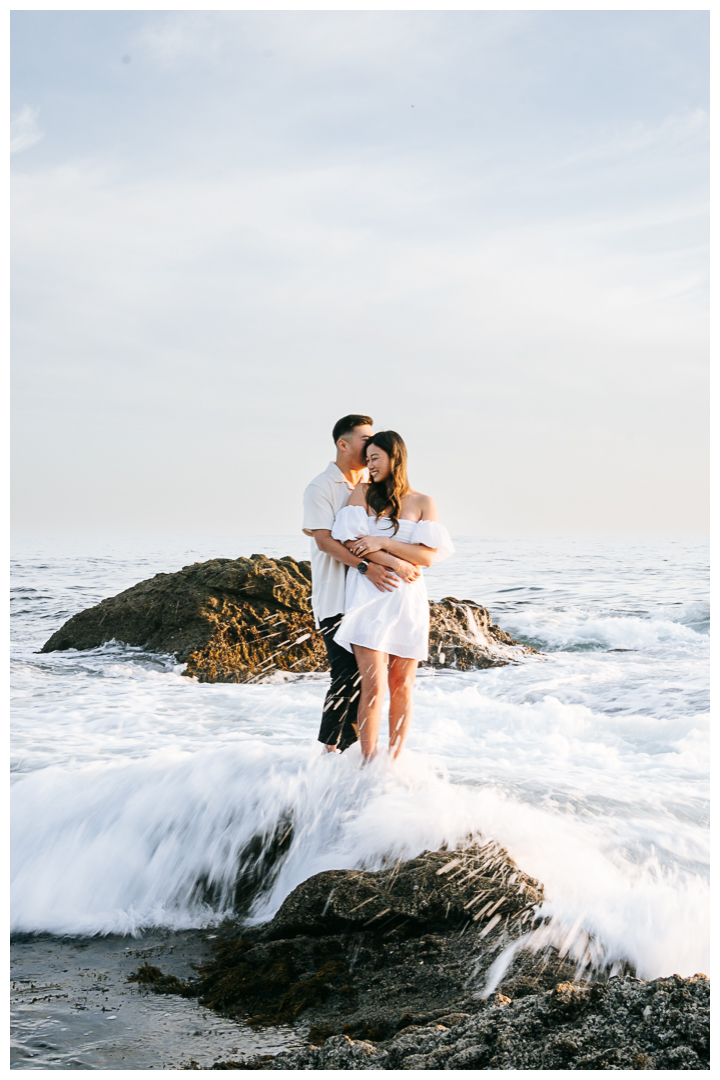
327, 461, 367, 485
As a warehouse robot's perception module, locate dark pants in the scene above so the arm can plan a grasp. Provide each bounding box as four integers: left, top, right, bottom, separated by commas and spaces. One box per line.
317, 614, 361, 752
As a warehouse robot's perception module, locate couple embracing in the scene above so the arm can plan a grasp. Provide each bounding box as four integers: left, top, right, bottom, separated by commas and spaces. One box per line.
302, 414, 454, 762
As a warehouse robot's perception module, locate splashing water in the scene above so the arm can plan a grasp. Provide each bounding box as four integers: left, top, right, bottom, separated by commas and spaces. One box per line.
11, 534, 709, 981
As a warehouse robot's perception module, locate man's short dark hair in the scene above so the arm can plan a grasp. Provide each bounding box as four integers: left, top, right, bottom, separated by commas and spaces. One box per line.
332, 414, 374, 445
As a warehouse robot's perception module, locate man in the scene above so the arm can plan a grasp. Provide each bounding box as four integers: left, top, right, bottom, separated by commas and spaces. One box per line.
302, 414, 401, 752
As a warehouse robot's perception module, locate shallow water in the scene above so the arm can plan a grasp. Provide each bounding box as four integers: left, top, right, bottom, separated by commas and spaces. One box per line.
10, 929, 301, 1069
10, 534, 710, 1042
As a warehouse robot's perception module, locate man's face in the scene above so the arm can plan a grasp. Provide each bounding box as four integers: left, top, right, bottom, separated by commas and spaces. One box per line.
339, 424, 374, 468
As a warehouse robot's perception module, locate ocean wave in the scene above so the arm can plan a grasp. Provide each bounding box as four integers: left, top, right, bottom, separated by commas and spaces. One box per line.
10, 747, 709, 980
10, 535, 710, 988
504, 611, 709, 652
10, 746, 476, 936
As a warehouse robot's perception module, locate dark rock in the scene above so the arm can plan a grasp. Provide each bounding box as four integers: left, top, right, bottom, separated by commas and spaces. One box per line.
41, 554, 328, 681
237, 974, 710, 1070
426, 597, 532, 670
263, 844, 543, 940
40, 555, 535, 681
128, 842, 708, 1071
134, 842, 579, 1040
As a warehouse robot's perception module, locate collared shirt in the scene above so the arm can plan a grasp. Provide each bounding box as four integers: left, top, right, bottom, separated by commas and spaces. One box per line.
302, 461, 366, 627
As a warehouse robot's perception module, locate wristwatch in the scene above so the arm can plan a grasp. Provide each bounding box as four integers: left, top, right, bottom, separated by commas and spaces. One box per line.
357, 560, 369, 575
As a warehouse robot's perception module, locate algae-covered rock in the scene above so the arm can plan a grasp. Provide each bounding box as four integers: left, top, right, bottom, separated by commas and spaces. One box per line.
125, 838, 708, 1071
40, 554, 535, 681
41, 554, 326, 682
134, 840, 572, 1037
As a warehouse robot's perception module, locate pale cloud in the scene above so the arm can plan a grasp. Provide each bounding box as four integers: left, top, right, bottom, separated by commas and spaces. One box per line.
10, 105, 43, 155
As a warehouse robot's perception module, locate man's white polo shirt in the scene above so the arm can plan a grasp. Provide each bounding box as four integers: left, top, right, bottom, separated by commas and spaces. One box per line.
302, 461, 364, 628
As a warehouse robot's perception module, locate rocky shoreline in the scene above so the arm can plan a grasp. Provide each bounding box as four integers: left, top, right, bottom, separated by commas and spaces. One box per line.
128, 843, 709, 1070
236, 975, 710, 1071
38, 554, 709, 1068
41, 554, 535, 681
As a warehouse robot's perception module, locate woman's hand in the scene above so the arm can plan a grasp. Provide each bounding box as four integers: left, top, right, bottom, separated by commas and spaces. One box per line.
393, 560, 421, 583
349, 535, 384, 557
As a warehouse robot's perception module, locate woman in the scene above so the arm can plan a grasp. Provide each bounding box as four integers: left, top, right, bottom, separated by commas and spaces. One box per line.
331, 431, 453, 760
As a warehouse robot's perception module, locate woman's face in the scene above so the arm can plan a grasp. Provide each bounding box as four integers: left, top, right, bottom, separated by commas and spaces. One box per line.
366, 444, 391, 483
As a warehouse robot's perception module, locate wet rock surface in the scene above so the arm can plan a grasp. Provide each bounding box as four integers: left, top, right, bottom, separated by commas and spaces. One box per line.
131, 841, 677, 1070
263, 844, 543, 941
426, 597, 531, 670
242, 974, 710, 1070
40, 555, 325, 682
182, 843, 551, 1032
41, 554, 534, 681
129, 843, 709, 1070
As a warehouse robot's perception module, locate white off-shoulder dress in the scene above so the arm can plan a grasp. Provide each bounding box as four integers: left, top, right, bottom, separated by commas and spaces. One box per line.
331, 505, 454, 661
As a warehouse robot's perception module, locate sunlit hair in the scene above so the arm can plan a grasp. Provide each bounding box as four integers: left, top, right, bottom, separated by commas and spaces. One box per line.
364, 431, 409, 534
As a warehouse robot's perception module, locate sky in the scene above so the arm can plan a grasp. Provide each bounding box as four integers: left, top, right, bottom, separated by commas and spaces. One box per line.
11, 10, 709, 537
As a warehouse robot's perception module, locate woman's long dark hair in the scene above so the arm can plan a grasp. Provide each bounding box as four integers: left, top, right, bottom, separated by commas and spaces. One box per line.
364, 431, 410, 534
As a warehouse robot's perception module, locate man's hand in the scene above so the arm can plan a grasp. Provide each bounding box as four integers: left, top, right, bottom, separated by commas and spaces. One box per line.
393, 560, 421, 584
365, 562, 400, 592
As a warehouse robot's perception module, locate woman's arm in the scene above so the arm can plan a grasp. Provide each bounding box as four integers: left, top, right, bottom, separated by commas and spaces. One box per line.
313, 531, 401, 592
350, 536, 438, 567
343, 540, 420, 582
349, 494, 440, 566
342, 484, 421, 579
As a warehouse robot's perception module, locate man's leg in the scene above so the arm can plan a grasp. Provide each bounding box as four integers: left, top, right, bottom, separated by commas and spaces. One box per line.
317, 615, 361, 752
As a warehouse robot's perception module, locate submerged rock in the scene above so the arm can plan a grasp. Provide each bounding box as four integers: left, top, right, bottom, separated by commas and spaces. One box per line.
41, 554, 535, 681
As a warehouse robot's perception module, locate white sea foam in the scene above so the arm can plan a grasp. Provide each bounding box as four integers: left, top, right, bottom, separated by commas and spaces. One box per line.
504, 610, 708, 652
10, 743, 709, 981
10, 535, 710, 982
10, 745, 467, 935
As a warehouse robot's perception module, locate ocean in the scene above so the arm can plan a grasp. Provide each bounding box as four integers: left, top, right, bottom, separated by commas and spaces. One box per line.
10, 533, 709, 1067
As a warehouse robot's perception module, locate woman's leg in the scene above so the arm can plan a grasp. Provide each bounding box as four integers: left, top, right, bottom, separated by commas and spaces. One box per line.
387, 656, 418, 758
353, 645, 388, 760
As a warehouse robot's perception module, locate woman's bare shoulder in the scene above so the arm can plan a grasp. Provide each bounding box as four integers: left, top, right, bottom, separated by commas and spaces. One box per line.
408, 492, 438, 521
347, 483, 369, 507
